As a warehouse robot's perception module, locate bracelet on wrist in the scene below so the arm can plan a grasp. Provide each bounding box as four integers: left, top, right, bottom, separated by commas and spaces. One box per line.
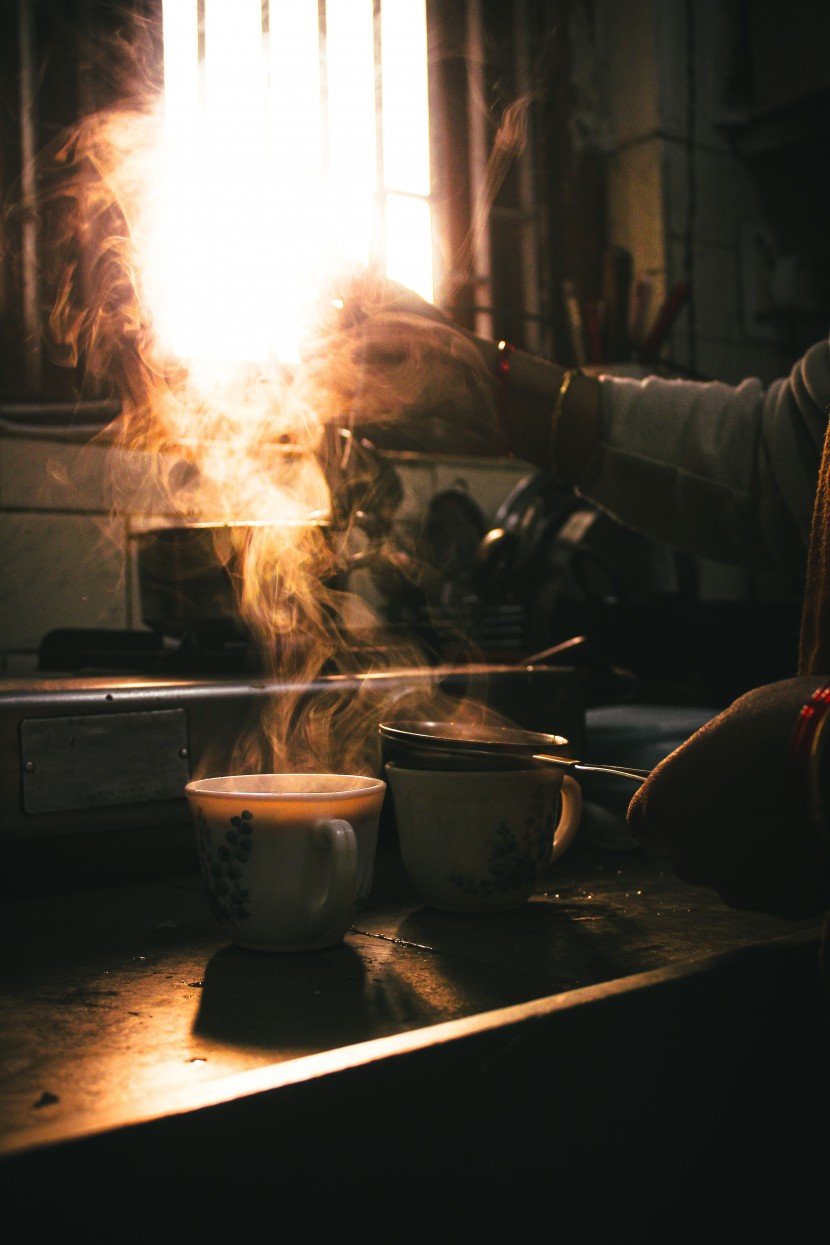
549, 367, 581, 468
496, 340, 516, 459
789, 682, 830, 849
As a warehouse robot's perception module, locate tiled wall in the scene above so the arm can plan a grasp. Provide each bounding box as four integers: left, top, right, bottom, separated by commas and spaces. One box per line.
596, 0, 789, 386
0, 425, 528, 672
0, 431, 126, 672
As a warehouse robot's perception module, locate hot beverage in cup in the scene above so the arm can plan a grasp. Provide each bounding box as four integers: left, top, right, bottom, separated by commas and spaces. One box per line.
185, 773, 386, 951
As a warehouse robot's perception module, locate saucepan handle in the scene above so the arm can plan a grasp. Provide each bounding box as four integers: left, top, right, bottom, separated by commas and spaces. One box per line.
573, 762, 651, 784
533, 755, 650, 785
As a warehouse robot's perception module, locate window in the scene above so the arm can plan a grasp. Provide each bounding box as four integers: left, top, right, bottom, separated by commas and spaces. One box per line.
157, 0, 434, 364
0, 1, 555, 404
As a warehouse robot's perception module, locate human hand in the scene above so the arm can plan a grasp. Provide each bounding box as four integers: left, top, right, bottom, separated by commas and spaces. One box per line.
323, 274, 456, 331
626, 677, 830, 919
300, 275, 501, 455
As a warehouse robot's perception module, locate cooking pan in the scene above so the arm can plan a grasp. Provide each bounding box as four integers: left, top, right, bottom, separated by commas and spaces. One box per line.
378, 719, 650, 785
133, 430, 401, 636
132, 515, 388, 636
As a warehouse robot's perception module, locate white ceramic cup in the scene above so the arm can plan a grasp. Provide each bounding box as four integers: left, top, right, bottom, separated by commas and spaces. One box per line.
384, 763, 582, 913
185, 774, 387, 951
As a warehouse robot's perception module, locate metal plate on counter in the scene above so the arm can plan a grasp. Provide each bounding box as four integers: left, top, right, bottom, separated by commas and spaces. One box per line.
21, 709, 190, 814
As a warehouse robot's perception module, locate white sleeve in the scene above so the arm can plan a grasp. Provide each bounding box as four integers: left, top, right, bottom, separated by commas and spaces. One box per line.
578, 338, 830, 576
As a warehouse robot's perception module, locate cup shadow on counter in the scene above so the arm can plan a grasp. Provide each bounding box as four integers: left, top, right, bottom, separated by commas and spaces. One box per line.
389, 881, 646, 999
190, 827, 671, 1056
192, 941, 373, 1050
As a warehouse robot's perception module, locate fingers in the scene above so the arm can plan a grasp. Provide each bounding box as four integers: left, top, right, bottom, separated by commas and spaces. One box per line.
301, 307, 430, 365
314, 273, 452, 334
296, 282, 500, 454
625, 782, 653, 843
625, 774, 676, 853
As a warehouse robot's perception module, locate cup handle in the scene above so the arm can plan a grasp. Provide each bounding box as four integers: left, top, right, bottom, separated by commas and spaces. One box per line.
551, 775, 582, 861
311, 817, 359, 931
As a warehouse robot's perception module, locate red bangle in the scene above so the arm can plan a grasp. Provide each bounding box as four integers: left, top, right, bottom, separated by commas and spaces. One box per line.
789, 682, 830, 847
496, 340, 516, 458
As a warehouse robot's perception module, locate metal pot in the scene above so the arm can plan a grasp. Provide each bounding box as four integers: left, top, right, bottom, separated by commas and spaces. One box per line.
132, 517, 386, 636
132, 430, 403, 636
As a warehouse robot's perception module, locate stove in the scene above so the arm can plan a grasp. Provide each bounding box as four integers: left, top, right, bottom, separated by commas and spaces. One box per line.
0, 663, 586, 854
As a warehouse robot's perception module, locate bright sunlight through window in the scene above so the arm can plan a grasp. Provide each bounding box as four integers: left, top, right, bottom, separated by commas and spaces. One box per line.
157, 0, 434, 365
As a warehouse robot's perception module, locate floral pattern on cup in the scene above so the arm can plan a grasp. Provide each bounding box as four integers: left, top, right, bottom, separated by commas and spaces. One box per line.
196, 805, 254, 925
446, 783, 554, 899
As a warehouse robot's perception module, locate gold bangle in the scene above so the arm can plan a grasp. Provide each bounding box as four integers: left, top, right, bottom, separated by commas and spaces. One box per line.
549, 368, 581, 468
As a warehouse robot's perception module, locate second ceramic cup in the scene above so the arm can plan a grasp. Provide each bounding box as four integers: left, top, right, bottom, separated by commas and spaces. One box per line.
385, 763, 581, 913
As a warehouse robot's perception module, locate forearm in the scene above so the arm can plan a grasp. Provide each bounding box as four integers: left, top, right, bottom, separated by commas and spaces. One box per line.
584, 360, 824, 574
489, 338, 828, 576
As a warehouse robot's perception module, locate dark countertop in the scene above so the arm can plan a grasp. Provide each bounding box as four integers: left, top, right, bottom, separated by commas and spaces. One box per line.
3, 682, 828, 1235
1, 836, 822, 1164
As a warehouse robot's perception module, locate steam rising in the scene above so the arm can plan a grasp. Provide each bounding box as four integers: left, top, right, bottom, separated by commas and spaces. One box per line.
24, 18, 538, 778
32, 104, 501, 778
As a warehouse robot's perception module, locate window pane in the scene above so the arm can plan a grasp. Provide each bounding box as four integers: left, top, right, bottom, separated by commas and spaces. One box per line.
381, 0, 430, 196
325, 0, 377, 265
386, 193, 433, 302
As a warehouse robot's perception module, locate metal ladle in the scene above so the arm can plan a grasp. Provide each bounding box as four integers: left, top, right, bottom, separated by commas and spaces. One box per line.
378, 720, 650, 785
